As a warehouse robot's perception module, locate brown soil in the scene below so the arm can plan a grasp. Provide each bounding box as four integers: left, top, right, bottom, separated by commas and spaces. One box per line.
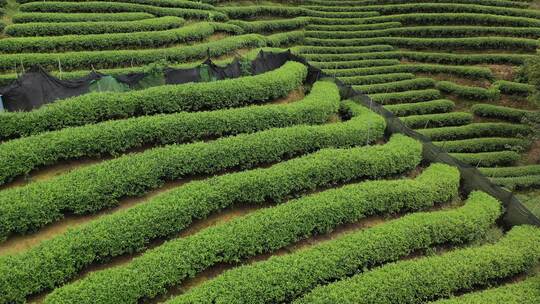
0, 178, 196, 255
26, 203, 265, 304
0, 157, 108, 191
482, 64, 515, 81
271, 86, 305, 104
522, 140, 540, 165
147, 214, 390, 303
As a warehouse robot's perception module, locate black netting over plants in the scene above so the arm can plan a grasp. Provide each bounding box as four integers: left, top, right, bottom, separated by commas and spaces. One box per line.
285, 51, 540, 229
0, 50, 537, 228
0, 51, 286, 112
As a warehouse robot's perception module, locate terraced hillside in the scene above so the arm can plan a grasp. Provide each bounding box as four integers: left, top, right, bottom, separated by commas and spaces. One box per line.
0, 0, 539, 303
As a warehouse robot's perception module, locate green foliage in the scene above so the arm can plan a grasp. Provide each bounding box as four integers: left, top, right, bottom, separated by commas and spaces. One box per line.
0, 134, 416, 304
311, 59, 399, 70
493, 80, 534, 95
173, 168, 501, 304
339, 73, 415, 85
304, 0, 528, 8
491, 175, 540, 190
479, 165, 540, 178
306, 21, 402, 32
11, 12, 154, 22
519, 54, 540, 106
0, 33, 295, 71
472, 103, 535, 122
19, 1, 228, 21
0, 21, 217, 52
432, 275, 540, 304
306, 26, 540, 39
17, 0, 215, 10
354, 77, 436, 94
264, 30, 305, 47
370, 89, 441, 105
419, 122, 530, 141
305, 36, 539, 51
218, 5, 378, 19
436, 81, 501, 101
297, 44, 395, 56
46, 157, 456, 304
0, 61, 306, 138
362, 13, 540, 27
316, 3, 540, 19
228, 17, 309, 33
450, 151, 521, 166
385, 99, 455, 116
396, 50, 533, 65
401, 112, 473, 129
323, 64, 493, 80
0, 102, 386, 241
0, 81, 340, 185
4, 16, 184, 36
295, 225, 540, 304
434, 137, 530, 153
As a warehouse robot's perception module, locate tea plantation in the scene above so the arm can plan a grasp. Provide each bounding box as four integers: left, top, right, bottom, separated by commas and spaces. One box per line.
0, 0, 539, 303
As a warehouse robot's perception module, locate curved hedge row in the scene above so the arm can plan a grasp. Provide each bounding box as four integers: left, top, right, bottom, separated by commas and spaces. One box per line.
18, 0, 215, 10
479, 165, 540, 177
4, 16, 184, 36
401, 112, 473, 129
311, 59, 399, 69
169, 190, 501, 304
306, 51, 398, 62
370, 89, 442, 105
354, 77, 436, 94
472, 103, 535, 122
321, 3, 540, 19
265, 30, 305, 47
306, 21, 402, 32
418, 123, 530, 141
228, 17, 309, 33
491, 175, 540, 190
339, 73, 415, 85
45, 160, 455, 304
0, 21, 221, 52
450, 151, 521, 166
19, 1, 228, 21
0, 60, 305, 139
218, 6, 379, 19
304, 0, 529, 9
12, 12, 154, 23
493, 80, 534, 95
295, 225, 540, 304
307, 26, 540, 39
432, 275, 540, 304
323, 64, 494, 80
0, 33, 268, 72
434, 137, 530, 153
217, 5, 306, 18
305, 36, 540, 51
0, 81, 340, 185
0, 134, 416, 304
436, 81, 501, 101
395, 51, 533, 65
296, 45, 395, 55
385, 99, 455, 116
362, 13, 540, 27
0, 102, 386, 241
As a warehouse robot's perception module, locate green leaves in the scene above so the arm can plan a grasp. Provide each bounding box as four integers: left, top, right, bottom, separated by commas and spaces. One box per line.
0, 61, 307, 138
4, 16, 184, 37
170, 188, 501, 304
295, 224, 540, 304
43, 138, 430, 304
